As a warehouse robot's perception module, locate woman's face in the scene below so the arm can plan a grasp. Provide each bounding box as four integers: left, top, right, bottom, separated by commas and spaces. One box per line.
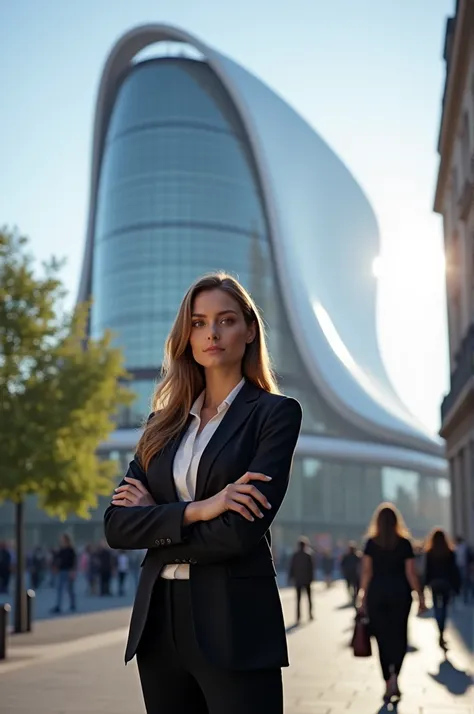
189, 289, 255, 372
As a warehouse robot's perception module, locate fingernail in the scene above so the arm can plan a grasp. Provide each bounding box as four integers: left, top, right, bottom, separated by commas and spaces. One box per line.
266, 502, 272, 509
265, 476, 272, 480
258, 512, 263, 518
250, 516, 255, 521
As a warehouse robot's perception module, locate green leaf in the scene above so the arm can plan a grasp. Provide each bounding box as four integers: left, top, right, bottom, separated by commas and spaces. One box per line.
0, 227, 135, 517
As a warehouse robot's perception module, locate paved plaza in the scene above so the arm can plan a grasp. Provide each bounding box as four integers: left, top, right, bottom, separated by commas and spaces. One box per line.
0, 582, 472, 713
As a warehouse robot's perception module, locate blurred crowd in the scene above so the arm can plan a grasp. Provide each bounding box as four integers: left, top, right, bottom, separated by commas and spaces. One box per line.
0, 535, 144, 613
1, 529, 473, 618
285, 515, 474, 703
285, 533, 474, 612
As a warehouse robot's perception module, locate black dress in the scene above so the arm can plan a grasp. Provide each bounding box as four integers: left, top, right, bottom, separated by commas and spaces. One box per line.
364, 537, 413, 681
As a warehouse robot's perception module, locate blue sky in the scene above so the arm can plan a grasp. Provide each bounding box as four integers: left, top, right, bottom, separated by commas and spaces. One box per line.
1, 0, 453, 433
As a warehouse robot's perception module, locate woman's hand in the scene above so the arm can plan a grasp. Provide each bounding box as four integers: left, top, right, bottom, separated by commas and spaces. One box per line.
184, 472, 272, 525
112, 477, 156, 507
357, 594, 367, 616
417, 593, 427, 616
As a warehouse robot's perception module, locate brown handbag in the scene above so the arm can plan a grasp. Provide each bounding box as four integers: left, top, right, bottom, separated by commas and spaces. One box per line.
351, 612, 372, 657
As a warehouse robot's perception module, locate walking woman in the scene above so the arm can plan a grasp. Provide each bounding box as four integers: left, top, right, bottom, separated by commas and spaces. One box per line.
359, 503, 426, 705
424, 528, 461, 651
104, 273, 302, 714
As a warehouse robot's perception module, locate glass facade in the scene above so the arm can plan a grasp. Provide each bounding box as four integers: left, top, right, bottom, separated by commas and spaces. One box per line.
1, 55, 450, 550
90, 57, 368, 440
271, 457, 451, 561
1, 454, 449, 551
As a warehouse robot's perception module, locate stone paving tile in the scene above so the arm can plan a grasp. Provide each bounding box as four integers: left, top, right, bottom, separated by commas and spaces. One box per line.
281, 583, 473, 713
4, 603, 131, 646
0, 582, 472, 713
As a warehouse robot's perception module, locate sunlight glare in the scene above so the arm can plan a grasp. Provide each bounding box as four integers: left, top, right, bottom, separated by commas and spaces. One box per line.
372, 256, 384, 278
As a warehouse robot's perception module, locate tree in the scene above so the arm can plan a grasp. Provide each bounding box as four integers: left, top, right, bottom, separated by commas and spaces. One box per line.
0, 227, 134, 631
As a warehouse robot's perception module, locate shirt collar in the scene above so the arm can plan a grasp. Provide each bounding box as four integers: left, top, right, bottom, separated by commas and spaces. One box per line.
190, 378, 246, 418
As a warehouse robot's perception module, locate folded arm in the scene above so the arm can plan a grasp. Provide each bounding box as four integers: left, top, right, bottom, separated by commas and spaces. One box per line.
160, 397, 302, 565
103, 456, 188, 550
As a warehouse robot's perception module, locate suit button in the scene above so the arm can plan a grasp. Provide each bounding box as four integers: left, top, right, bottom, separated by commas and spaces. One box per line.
174, 559, 180, 564
190, 558, 197, 565
166, 538, 172, 544
154, 540, 160, 546
160, 539, 165, 545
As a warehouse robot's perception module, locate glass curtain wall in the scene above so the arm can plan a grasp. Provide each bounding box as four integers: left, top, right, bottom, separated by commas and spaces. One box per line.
90, 57, 370, 440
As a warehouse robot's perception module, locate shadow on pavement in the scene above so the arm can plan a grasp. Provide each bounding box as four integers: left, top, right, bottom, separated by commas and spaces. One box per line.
375, 704, 397, 714
284, 619, 315, 635
335, 600, 355, 610
428, 657, 473, 695
449, 605, 474, 654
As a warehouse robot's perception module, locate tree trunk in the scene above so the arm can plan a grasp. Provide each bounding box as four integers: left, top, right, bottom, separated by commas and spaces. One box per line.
14, 500, 27, 633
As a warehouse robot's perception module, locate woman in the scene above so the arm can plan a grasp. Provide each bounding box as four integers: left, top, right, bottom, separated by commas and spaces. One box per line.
104, 273, 302, 714
424, 528, 461, 651
50, 533, 77, 614
359, 503, 426, 705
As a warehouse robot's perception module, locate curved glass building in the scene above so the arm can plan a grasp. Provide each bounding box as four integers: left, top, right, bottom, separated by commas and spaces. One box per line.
74, 25, 450, 551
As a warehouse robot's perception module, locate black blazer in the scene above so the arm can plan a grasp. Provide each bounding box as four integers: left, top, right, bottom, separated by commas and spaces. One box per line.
104, 382, 302, 669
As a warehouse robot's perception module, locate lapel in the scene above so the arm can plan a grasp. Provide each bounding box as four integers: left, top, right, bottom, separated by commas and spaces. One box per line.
194, 381, 262, 501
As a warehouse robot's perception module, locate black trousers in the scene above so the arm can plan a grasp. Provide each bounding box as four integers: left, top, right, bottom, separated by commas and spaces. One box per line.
368, 587, 411, 681
137, 579, 283, 714
295, 584, 312, 621
345, 578, 359, 606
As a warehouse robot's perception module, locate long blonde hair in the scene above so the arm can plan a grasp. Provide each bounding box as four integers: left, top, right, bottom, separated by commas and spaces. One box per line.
136, 272, 279, 470
366, 502, 411, 550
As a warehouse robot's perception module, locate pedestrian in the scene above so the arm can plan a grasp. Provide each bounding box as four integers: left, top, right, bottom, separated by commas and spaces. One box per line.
454, 536, 472, 604
358, 503, 426, 705
87, 545, 101, 595
116, 550, 129, 596
104, 273, 302, 714
29, 546, 46, 590
424, 528, 461, 651
288, 536, 315, 623
341, 542, 361, 607
47, 547, 58, 588
97, 540, 114, 596
321, 549, 334, 587
50, 533, 77, 614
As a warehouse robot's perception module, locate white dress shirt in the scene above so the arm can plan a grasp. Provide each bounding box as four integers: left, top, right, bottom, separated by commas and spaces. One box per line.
161, 378, 246, 580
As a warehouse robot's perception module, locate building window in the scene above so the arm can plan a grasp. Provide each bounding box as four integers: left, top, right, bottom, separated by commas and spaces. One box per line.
461, 112, 471, 182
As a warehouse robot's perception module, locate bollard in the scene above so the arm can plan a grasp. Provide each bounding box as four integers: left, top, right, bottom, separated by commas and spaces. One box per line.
26, 589, 35, 633
0, 603, 11, 660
